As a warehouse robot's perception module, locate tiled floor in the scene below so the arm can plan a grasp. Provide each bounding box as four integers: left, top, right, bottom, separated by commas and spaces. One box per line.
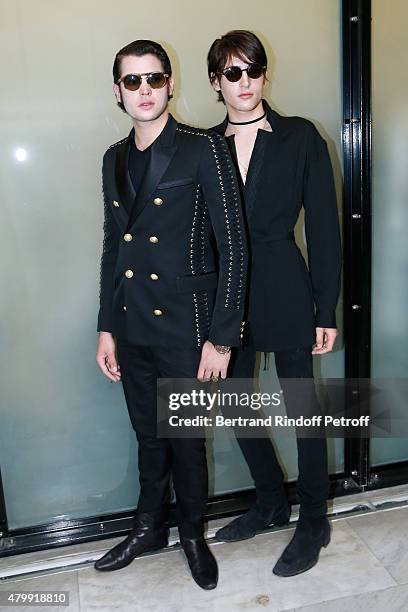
1, 485, 408, 611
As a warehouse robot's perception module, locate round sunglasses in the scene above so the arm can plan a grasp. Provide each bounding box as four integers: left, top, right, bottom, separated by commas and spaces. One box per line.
117, 72, 170, 91
218, 63, 266, 83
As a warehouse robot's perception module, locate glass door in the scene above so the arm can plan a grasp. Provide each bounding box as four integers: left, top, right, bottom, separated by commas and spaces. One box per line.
0, 0, 344, 536
370, 0, 408, 467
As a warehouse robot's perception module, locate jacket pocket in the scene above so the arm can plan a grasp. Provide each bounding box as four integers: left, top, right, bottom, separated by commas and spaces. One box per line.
157, 177, 194, 189
176, 270, 218, 293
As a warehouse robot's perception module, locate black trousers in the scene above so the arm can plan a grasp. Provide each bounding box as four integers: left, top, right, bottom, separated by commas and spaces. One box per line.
116, 340, 207, 538
229, 339, 330, 518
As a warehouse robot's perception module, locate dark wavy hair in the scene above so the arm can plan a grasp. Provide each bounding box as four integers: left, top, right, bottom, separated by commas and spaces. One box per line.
113, 39, 173, 112
207, 30, 267, 102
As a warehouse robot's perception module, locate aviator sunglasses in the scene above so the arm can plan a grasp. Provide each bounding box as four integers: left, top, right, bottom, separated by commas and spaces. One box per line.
117, 72, 170, 91
218, 62, 266, 82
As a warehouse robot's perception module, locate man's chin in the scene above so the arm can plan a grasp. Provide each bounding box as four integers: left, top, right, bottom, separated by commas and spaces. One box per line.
229, 98, 262, 114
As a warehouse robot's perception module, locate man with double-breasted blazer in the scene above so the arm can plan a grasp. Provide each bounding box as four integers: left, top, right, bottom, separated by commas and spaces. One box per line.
94, 39, 247, 590
207, 30, 342, 577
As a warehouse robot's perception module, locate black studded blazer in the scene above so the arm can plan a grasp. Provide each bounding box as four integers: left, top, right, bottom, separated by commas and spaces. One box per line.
211, 100, 342, 352
97, 114, 248, 348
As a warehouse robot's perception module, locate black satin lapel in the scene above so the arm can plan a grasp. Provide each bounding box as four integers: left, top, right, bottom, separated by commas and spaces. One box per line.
127, 142, 177, 229
115, 138, 134, 223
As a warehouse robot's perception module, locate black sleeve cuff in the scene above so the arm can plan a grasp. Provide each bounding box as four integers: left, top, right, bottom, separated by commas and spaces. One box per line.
97, 309, 113, 334
315, 309, 337, 329
208, 308, 244, 347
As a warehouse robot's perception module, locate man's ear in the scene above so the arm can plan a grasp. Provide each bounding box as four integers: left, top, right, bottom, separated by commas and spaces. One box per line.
210, 73, 221, 93
167, 76, 175, 98
113, 83, 122, 105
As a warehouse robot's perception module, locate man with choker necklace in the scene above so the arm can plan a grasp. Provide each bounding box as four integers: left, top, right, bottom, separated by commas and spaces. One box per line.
207, 30, 341, 577
94, 39, 247, 589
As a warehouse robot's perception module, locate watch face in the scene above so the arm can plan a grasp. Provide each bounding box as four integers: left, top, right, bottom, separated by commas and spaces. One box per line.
215, 345, 231, 354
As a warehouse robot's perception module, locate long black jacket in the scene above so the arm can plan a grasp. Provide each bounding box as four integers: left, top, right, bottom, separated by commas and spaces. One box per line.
211, 100, 342, 351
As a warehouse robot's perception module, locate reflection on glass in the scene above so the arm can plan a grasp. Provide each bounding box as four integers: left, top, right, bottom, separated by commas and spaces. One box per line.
15, 148, 27, 162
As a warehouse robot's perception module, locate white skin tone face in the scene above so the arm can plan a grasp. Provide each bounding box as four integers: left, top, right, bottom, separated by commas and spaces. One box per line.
211, 54, 266, 124
211, 54, 270, 183
113, 53, 174, 149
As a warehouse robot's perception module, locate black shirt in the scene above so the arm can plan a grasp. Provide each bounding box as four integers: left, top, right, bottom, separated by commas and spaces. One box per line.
127, 138, 152, 211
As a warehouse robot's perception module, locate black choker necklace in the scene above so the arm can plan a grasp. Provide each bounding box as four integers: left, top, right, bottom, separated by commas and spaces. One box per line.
228, 111, 266, 126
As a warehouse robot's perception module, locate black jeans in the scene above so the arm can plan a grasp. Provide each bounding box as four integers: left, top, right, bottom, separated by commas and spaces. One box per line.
229, 339, 330, 518
116, 340, 207, 538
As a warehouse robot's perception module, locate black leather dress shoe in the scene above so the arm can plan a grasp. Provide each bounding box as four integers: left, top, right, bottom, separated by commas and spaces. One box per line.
181, 537, 218, 590
214, 501, 291, 542
94, 513, 169, 572
272, 515, 331, 577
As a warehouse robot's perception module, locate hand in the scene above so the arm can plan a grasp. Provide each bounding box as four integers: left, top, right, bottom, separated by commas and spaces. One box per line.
197, 340, 231, 381
96, 332, 121, 382
312, 327, 338, 355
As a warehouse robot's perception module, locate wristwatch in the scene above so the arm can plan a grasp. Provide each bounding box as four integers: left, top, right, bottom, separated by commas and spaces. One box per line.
214, 344, 231, 355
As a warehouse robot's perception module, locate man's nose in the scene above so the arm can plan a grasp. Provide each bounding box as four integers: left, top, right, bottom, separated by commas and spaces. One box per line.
240, 70, 250, 87
139, 76, 151, 95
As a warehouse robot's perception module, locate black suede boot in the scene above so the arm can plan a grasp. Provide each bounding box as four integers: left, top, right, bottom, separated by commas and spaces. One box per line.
181, 537, 218, 590
214, 501, 291, 542
94, 513, 169, 571
272, 515, 331, 577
